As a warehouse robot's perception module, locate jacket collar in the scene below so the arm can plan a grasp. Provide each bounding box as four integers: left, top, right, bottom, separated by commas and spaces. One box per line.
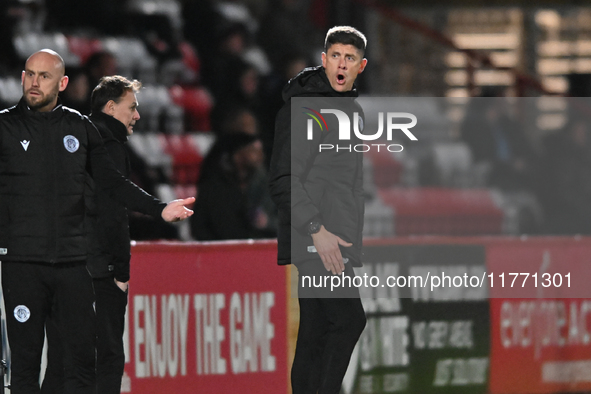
282, 65, 358, 101
89, 111, 129, 143
18, 97, 64, 117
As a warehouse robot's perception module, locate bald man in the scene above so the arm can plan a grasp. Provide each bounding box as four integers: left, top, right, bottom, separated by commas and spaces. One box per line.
0, 49, 194, 394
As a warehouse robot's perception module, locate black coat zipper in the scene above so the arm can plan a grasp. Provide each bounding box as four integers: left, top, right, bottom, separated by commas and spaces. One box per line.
49, 116, 58, 263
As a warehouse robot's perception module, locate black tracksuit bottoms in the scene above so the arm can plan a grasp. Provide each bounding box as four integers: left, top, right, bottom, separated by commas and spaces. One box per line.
42, 276, 128, 394
292, 260, 367, 394
1, 261, 96, 394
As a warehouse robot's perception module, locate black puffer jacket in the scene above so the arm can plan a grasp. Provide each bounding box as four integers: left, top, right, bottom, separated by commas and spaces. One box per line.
86, 112, 132, 281
0, 99, 165, 263
269, 66, 364, 266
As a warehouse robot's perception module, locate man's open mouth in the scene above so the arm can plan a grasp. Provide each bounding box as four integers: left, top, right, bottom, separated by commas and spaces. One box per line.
337, 73, 346, 84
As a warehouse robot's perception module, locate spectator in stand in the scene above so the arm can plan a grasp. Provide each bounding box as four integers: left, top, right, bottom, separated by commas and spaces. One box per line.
215, 0, 259, 37
182, 0, 222, 66
191, 132, 277, 240
538, 115, 591, 234
214, 59, 261, 109
210, 60, 264, 136
45, 0, 129, 35
214, 0, 272, 77
85, 51, 118, 94
460, 88, 536, 191
0, 0, 20, 74
258, 0, 320, 71
201, 22, 250, 102
126, 11, 183, 67
213, 105, 259, 136
260, 53, 309, 168
60, 67, 91, 115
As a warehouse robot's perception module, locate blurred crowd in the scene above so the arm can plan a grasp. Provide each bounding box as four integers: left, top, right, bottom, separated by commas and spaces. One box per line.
0, 0, 341, 241
1, 0, 591, 239
455, 86, 591, 235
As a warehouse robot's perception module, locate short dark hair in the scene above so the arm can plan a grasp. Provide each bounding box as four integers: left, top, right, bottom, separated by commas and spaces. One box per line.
324, 26, 367, 55
90, 75, 142, 114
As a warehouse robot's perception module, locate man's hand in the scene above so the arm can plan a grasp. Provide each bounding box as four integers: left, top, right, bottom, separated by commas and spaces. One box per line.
115, 279, 128, 292
311, 225, 352, 275
161, 197, 195, 222
254, 209, 268, 229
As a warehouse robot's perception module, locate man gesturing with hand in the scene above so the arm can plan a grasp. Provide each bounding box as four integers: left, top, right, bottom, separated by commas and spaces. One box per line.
41, 75, 193, 394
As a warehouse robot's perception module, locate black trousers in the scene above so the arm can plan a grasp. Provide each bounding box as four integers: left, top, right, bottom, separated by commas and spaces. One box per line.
42, 276, 128, 394
1, 261, 96, 394
292, 260, 366, 394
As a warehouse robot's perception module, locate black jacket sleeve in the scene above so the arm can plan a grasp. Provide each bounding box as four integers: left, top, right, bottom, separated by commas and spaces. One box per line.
101, 137, 132, 282
191, 177, 253, 241
269, 101, 321, 233
85, 121, 166, 218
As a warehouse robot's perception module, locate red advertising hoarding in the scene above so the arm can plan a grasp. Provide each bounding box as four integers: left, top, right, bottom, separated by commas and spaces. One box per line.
121, 241, 289, 394
64, 237, 591, 394
487, 240, 591, 394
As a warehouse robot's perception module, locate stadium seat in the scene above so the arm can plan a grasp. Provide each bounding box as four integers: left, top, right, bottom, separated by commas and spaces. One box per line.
14, 33, 80, 66
136, 85, 184, 133
178, 41, 200, 75
161, 134, 203, 185
364, 145, 405, 188
169, 85, 213, 132
173, 184, 197, 200
190, 132, 215, 157
101, 37, 157, 83
128, 132, 173, 177
127, 0, 183, 32
154, 182, 194, 241
66, 36, 104, 64
431, 141, 473, 187
378, 187, 504, 236
0, 77, 22, 106
363, 196, 396, 237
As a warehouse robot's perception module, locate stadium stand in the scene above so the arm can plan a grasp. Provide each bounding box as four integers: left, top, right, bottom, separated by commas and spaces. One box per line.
1, 0, 575, 240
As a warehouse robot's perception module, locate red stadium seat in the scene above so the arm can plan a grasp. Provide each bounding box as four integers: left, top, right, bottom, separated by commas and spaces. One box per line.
173, 184, 197, 200
66, 36, 104, 64
161, 134, 203, 185
178, 41, 200, 75
378, 187, 504, 236
364, 148, 404, 188
169, 85, 213, 132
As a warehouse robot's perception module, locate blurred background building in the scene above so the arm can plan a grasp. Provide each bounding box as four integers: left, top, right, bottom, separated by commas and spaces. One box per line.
1, 0, 591, 240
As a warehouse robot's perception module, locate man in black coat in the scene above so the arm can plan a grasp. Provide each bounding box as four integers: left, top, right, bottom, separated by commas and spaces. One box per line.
0, 49, 194, 394
191, 132, 277, 241
43, 75, 150, 394
269, 26, 368, 394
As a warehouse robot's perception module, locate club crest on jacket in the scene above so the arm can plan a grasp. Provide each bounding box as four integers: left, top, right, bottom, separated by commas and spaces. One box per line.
63, 135, 80, 153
